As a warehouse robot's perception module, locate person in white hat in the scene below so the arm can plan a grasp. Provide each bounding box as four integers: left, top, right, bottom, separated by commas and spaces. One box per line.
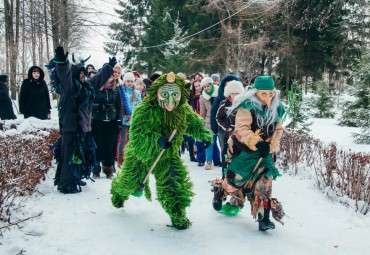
215, 80, 245, 176
199, 77, 222, 170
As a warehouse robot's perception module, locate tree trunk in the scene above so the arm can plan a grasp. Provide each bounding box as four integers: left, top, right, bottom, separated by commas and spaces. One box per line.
50, 0, 60, 50
305, 76, 308, 95
22, 0, 26, 79
61, 0, 69, 51
4, 0, 21, 100
285, 18, 290, 100
44, 0, 50, 60
30, 0, 37, 65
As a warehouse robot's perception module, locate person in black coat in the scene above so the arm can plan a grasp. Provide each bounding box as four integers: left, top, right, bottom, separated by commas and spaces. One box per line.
53, 46, 116, 194
0, 75, 17, 120
91, 75, 122, 179
19, 66, 51, 120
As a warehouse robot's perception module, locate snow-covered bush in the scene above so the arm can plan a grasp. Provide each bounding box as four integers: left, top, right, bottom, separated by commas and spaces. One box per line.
278, 130, 370, 213
0, 122, 58, 234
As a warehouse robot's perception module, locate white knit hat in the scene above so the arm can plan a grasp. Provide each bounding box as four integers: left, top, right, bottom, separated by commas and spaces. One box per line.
224, 80, 244, 97
200, 77, 213, 87
123, 72, 135, 82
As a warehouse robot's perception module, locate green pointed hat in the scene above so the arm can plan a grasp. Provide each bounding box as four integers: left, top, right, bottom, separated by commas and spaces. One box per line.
254, 76, 274, 90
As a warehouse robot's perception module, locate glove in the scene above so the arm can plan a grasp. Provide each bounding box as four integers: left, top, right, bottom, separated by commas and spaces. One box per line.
126, 115, 131, 122
55, 46, 68, 63
199, 140, 212, 153
246, 130, 263, 151
108, 57, 117, 68
256, 141, 270, 158
158, 136, 176, 150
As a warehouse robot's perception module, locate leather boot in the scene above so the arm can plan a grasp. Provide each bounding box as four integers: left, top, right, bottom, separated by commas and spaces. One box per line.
117, 156, 124, 168
205, 161, 212, 170
258, 208, 275, 231
103, 166, 114, 179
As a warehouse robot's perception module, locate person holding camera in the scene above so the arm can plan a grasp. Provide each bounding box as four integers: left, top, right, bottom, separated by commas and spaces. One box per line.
91, 74, 123, 179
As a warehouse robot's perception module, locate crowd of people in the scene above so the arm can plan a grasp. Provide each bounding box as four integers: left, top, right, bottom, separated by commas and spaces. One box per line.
0, 46, 285, 231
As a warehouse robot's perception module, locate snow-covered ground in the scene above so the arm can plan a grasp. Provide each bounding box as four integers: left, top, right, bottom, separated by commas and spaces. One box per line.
1, 99, 369, 254
1, 156, 369, 255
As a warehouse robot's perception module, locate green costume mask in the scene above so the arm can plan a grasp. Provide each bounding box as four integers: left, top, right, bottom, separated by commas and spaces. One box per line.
157, 83, 181, 112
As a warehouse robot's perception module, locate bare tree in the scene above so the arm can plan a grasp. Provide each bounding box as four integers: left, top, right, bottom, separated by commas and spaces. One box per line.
4, 0, 20, 99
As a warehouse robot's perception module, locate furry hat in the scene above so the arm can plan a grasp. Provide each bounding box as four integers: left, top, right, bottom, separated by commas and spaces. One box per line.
211, 74, 220, 81
123, 72, 135, 82
200, 77, 213, 87
254, 76, 274, 90
224, 80, 244, 97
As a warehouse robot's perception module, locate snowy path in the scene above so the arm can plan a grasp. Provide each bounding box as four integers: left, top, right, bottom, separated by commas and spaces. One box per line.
1, 155, 369, 255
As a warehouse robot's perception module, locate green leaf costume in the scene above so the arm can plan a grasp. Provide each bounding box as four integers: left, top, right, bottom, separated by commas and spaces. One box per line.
111, 73, 212, 229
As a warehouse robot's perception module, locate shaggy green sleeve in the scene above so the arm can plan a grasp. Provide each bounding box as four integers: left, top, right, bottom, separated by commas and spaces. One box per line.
127, 104, 163, 163
184, 104, 213, 142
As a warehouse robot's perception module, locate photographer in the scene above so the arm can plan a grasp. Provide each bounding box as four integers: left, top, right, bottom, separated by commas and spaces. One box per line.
91, 75, 123, 179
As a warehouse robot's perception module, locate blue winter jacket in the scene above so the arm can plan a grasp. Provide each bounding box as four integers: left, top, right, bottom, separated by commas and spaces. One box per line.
121, 86, 142, 126
210, 74, 240, 134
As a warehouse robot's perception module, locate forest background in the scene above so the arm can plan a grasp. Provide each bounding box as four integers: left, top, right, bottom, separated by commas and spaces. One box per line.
1, 0, 369, 142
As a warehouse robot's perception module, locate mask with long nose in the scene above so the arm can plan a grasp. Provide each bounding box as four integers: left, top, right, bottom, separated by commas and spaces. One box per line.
256, 90, 276, 108
157, 83, 181, 112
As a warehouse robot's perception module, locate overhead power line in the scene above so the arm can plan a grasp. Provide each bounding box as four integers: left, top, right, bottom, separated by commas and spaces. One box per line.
134, 0, 279, 50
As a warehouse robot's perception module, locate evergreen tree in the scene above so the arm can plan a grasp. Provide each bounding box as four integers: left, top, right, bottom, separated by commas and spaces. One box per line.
285, 83, 312, 134
105, 0, 149, 69
159, 12, 192, 73
339, 51, 370, 129
312, 80, 335, 118
279, 0, 369, 85
340, 51, 370, 143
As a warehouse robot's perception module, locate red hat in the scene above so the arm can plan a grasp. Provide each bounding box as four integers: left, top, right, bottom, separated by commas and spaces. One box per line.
132, 71, 141, 79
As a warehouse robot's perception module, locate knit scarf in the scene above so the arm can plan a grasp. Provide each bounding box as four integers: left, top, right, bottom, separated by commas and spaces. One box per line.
203, 82, 215, 97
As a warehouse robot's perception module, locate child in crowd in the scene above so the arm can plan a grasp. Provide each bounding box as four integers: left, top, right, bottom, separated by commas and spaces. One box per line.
117, 72, 142, 162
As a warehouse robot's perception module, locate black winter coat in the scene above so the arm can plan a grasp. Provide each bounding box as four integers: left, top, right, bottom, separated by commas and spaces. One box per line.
0, 75, 16, 120
92, 87, 122, 121
19, 66, 51, 120
56, 62, 113, 133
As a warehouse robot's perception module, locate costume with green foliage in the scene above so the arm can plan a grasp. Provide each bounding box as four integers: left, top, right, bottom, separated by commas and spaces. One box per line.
111, 72, 212, 229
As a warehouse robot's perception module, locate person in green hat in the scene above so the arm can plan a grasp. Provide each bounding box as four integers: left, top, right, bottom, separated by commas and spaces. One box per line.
211, 76, 285, 231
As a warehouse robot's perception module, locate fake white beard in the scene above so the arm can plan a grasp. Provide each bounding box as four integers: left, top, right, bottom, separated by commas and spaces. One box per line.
228, 89, 281, 130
